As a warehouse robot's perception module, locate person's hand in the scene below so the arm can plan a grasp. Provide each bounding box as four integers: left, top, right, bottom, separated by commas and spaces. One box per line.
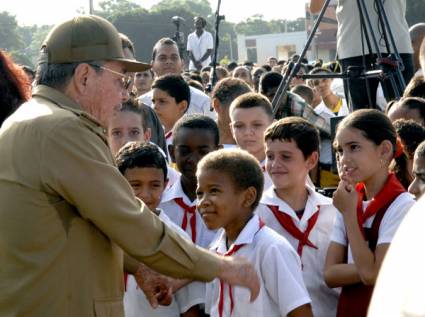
134, 264, 173, 308
195, 60, 203, 70
333, 166, 358, 215
217, 256, 260, 302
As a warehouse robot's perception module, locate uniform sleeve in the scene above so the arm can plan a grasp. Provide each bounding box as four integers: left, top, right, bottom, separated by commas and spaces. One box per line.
377, 193, 414, 245
261, 240, 311, 316
330, 212, 348, 246
40, 117, 221, 281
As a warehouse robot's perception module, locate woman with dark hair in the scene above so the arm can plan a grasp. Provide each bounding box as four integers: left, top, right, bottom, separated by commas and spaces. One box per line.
0, 49, 31, 126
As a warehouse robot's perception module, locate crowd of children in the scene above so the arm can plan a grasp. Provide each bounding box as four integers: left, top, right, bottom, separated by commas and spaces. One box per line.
98, 30, 425, 316
6, 19, 425, 316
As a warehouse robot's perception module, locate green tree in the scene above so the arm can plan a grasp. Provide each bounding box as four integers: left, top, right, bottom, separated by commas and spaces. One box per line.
0, 11, 24, 51
151, 0, 212, 18
97, 0, 144, 19
406, 0, 425, 26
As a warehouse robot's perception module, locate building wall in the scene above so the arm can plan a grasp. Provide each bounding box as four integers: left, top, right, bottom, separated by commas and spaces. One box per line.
237, 32, 309, 65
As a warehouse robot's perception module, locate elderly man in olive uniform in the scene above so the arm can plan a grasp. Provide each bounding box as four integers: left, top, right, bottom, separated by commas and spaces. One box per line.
0, 15, 259, 316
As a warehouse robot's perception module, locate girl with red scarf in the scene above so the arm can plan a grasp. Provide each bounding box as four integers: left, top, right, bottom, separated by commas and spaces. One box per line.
324, 109, 415, 317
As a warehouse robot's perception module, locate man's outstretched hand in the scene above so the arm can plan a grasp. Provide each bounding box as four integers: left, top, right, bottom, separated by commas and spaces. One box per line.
217, 256, 260, 302
134, 263, 173, 308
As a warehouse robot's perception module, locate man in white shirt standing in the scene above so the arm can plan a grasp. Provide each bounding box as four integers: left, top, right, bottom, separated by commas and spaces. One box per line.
139, 37, 216, 119
187, 17, 213, 71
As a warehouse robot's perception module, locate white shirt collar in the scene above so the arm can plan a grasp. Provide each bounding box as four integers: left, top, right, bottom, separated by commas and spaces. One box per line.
260, 186, 331, 220
161, 175, 195, 206
210, 214, 263, 254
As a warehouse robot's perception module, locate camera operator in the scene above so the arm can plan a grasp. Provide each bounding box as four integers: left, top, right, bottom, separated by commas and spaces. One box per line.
310, 0, 414, 110
187, 17, 213, 71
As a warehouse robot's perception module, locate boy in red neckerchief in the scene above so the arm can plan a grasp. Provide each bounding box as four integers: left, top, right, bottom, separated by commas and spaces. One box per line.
197, 149, 312, 317
256, 117, 339, 317
326, 109, 415, 317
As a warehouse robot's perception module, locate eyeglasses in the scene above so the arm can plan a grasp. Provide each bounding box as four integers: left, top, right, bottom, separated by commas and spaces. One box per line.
88, 64, 132, 89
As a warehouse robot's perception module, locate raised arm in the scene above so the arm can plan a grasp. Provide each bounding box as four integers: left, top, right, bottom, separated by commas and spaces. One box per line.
309, 0, 327, 14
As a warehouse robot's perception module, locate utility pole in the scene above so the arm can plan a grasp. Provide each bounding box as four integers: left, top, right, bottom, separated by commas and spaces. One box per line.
89, 0, 94, 14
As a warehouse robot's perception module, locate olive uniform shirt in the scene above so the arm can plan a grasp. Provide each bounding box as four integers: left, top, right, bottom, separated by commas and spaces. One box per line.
0, 85, 221, 317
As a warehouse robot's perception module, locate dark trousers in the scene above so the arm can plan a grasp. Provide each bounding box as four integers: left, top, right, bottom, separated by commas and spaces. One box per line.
339, 53, 414, 110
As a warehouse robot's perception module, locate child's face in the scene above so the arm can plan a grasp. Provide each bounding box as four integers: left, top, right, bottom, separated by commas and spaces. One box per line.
265, 139, 317, 191
408, 155, 425, 200
335, 127, 389, 184
108, 111, 150, 155
170, 128, 218, 182
196, 168, 253, 231
230, 107, 273, 160
152, 88, 187, 131
124, 167, 166, 211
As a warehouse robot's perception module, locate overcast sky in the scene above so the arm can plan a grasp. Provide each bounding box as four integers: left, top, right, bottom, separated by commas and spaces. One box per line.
3, 0, 308, 26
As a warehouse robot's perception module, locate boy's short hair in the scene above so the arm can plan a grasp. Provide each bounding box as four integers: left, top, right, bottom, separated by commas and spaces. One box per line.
393, 119, 425, 159
259, 71, 282, 95
415, 140, 425, 159
151, 37, 178, 61
197, 149, 264, 209
396, 97, 425, 123
115, 141, 168, 181
120, 97, 148, 132
229, 92, 273, 120
152, 74, 191, 105
264, 117, 320, 158
172, 114, 220, 146
403, 75, 425, 99
291, 84, 314, 105
211, 78, 252, 108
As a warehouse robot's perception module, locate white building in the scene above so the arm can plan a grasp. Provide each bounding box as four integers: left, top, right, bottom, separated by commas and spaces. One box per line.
237, 31, 308, 64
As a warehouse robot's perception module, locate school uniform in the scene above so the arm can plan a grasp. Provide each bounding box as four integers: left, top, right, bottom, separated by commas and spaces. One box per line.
206, 214, 311, 317
331, 173, 414, 317
159, 175, 217, 248
124, 210, 205, 317
257, 186, 339, 317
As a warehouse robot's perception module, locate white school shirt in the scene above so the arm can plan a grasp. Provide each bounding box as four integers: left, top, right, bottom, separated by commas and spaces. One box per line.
139, 86, 216, 120
368, 197, 425, 317
206, 214, 311, 317
331, 192, 414, 264
124, 210, 205, 317
314, 99, 349, 165
187, 30, 214, 71
159, 176, 217, 248
257, 186, 339, 317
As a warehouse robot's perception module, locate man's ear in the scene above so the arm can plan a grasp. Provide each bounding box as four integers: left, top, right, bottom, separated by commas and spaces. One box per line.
168, 144, 176, 163
72, 63, 92, 94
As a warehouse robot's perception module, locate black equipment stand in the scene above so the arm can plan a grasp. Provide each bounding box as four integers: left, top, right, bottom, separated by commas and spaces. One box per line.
206, 0, 225, 93
272, 0, 406, 117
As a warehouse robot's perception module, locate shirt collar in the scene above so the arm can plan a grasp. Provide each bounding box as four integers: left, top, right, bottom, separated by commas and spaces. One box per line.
32, 85, 104, 131
260, 186, 332, 220
211, 214, 262, 253
161, 176, 195, 205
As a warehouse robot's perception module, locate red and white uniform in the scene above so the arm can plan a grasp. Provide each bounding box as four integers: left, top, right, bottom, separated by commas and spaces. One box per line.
257, 186, 339, 317
159, 176, 217, 248
206, 214, 311, 317
124, 210, 205, 316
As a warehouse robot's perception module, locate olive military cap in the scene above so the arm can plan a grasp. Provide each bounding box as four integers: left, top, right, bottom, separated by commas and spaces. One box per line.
40, 15, 150, 72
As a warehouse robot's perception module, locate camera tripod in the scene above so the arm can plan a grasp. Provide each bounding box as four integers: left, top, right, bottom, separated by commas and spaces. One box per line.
272, 0, 408, 116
